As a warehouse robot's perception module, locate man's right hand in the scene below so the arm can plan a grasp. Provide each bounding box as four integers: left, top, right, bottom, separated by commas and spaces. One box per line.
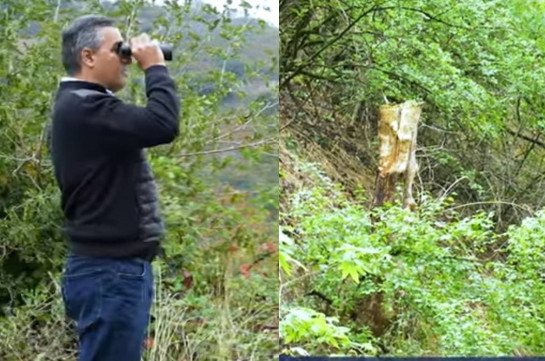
130, 33, 165, 71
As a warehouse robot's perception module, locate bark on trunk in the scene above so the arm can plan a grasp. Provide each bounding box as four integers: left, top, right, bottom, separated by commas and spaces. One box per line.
373, 101, 423, 209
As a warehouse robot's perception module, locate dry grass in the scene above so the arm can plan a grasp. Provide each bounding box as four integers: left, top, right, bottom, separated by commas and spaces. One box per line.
0, 262, 277, 361
145, 262, 278, 361
280, 90, 376, 212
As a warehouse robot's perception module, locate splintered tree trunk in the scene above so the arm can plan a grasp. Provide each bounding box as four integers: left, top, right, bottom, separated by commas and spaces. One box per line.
373, 101, 423, 209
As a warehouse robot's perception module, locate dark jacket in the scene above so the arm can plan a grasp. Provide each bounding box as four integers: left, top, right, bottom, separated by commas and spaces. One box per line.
50, 65, 180, 260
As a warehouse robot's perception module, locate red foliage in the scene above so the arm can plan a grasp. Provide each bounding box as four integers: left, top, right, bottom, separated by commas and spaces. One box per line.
259, 241, 277, 253
143, 336, 154, 349
183, 269, 193, 289
239, 263, 252, 278
228, 243, 239, 253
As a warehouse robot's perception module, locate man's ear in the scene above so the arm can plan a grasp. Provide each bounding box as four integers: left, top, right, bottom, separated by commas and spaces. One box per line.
80, 48, 96, 69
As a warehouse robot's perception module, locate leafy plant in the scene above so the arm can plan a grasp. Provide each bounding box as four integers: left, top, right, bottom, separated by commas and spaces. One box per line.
280, 159, 545, 356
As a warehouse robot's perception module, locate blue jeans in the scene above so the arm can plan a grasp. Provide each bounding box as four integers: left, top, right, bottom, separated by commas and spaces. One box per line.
61, 254, 154, 361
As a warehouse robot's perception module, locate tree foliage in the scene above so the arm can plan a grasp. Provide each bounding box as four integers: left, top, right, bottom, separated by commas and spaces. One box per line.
280, 0, 545, 227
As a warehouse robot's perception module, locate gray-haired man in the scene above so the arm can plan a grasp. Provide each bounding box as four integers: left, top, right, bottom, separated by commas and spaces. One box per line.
50, 15, 180, 361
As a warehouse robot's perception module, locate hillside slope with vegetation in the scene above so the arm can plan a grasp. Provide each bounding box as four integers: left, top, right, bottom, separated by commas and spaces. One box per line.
280, 0, 545, 356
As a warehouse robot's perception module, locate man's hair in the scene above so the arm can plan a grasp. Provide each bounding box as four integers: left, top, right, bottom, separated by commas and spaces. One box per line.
61, 15, 115, 76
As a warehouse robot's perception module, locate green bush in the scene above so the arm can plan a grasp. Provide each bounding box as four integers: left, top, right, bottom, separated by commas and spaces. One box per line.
280, 162, 545, 356
0, 0, 278, 359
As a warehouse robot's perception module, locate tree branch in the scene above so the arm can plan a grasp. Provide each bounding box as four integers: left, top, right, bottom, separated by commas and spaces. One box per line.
399, 6, 472, 30
370, 66, 432, 94
214, 101, 278, 142
176, 138, 276, 159
54, 0, 62, 23
506, 127, 545, 150
281, 6, 395, 88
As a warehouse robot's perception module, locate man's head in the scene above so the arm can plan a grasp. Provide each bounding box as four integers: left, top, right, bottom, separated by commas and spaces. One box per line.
62, 15, 131, 93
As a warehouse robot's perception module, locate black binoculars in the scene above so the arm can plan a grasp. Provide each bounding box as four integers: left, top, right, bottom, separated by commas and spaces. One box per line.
115, 42, 173, 61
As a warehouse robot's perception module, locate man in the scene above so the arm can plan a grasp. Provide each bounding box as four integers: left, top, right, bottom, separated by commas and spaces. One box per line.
50, 15, 180, 361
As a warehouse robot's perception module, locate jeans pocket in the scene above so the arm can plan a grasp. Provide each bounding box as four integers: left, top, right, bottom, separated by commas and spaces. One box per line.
63, 270, 103, 331
116, 259, 147, 280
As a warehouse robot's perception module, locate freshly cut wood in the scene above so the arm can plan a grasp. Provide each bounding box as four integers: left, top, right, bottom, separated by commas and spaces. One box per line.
373, 101, 423, 209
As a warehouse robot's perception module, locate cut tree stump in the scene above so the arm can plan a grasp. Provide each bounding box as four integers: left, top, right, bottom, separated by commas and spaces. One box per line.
373, 101, 423, 209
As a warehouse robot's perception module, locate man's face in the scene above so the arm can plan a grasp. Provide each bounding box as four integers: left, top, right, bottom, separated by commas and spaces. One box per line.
87, 26, 131, 93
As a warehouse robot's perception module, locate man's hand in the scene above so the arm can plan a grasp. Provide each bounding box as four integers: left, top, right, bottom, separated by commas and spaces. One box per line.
130, 33, 165, 71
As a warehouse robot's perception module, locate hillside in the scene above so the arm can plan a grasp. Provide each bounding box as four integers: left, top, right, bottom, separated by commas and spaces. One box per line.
280, 0, 545, 356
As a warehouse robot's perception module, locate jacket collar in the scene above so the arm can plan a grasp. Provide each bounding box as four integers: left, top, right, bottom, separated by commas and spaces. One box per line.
60, 77, 114, 95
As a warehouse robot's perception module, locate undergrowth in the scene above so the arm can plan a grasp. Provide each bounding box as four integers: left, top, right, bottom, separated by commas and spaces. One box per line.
280, 162, 545, 356
0, 258, 278, 361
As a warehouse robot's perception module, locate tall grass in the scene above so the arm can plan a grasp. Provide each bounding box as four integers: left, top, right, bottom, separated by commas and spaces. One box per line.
0, 259, 277, 361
